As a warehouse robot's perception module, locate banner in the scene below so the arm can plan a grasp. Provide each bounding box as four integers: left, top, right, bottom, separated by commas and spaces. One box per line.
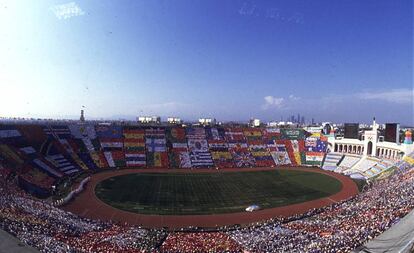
280, 129, 305, 140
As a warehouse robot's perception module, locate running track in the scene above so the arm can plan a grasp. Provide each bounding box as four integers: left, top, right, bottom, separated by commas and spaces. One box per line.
62, 167, 359, 229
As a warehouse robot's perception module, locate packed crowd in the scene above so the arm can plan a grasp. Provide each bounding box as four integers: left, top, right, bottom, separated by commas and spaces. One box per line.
0, 173, 167, 252
227, 164, 414, 252
160, 232, 243, 253
1, 161, 414, 252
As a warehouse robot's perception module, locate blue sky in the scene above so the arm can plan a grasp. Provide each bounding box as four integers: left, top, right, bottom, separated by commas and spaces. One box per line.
0, 0, 412, 125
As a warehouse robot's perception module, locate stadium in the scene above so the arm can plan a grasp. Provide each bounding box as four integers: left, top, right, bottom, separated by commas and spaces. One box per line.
1, 118, 414, 252
1, 1, 413, 252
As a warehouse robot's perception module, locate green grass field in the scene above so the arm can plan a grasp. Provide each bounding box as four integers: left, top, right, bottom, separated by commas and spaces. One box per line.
95, 170, 342, 215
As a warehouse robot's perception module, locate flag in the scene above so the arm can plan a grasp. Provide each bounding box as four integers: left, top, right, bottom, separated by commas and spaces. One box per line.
190, 151, 214, 168
186, 128, 206, 139
145, 128, 165, 138
104, 151, 115, 167
228, 142, 248, 151
178, 151, 192, 168
43, 125, 71, 138
188, 139, 209, 152
95, 125, 123, 138
172, 142, 188, 150
100, 138, 123, 149
167, 127, 187, 142
123, 129, 145, 139
124, 139, 146, 151
270, 151, 291, 165
146, 138, 166, 152
263, 128, 281, 140
305, 137, 318, 150
225, 128, 245, 141
266, 139, 278, 151
111, 150, 125, 167
206, 127, 225, 140
147, 152, 168, 167
276, 143, 287, 152
291, 140, 300, 153
125, 152, 146, 167
211, 151, 234, 168
208, 140, 229, 152
305, 152, 325, 163
232, 151, 255, 167
315, 140, 328, 152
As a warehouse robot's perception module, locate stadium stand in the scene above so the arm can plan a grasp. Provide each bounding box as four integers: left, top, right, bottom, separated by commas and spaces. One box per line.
322, 152, 343, 171
1, 123, 414, 252
335, 154, 361, 173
